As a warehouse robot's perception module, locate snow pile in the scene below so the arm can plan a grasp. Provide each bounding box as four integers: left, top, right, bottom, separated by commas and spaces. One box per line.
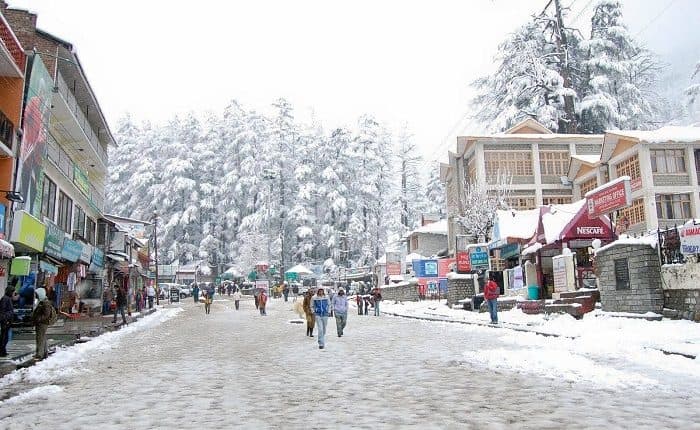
0, 385, 64, 407
541, 200, 586, 244
521, 242, 543, 256
595, 234, 658, 254
610, 126, 700, 144
411, 219, 448, 235
493, 208, 539, 240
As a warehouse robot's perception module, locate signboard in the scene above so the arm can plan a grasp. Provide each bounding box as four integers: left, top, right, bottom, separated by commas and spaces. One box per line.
456, 251, 470, 273
170, 286, 180, 303
631, 177, 642, 192
43, 219, 65, 259
61, 239, 82, 262
89, 248, 104, 272
9, 210, 46, 252
10, 256, 31, 276
553, 256, 568, 292
73, 165, 90, 197
513, 266, 524, 290
78, 242, 93, 264
680, 224, 700, 255
500, 243, 520, 259
0, 204, 5, 239
412, 259, 439, 278
586, 178, 632, 219
386, 262, 401, 276
469, 246, 490, 271
437, 258, 455, 278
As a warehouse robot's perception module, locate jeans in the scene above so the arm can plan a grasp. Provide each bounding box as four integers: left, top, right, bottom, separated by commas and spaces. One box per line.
374, 301, 380, 316
113, 305, 127, 324
148, 296, 154, 309
102, 300, 110, 315
234, 300, 240, 310
1, 323, 11, 355
315, 315, 328, 347
487, 299, 498, 323
335, 312, 347, 336
35, 324, 48, 359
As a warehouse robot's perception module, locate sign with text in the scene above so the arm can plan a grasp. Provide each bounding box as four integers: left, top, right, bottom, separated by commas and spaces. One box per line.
456, 251, 470, 273
469, 246, 490, 271
437, 258, 455, 278
413, 259, 439, 278
43, 219, 65, 259
586, 178, 632, 219
680, 224, 700, 255
386, 262, 401, 276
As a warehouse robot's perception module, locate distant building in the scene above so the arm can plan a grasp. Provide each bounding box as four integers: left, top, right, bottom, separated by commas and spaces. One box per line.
405, 218, 448, 258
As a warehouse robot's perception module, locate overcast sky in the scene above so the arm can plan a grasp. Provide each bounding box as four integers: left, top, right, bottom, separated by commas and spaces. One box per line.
6, 0, 700, 163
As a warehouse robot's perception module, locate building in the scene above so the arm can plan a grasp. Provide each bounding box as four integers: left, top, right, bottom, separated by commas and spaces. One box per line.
404, 218, 448, 258
442, 118, 603, 255
2, 3, 115, 308
568, 126, 700, 234
0, 8, 25, 289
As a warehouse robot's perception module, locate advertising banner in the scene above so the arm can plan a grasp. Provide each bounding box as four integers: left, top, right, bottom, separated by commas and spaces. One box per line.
469, 246, 490, 271
61, 239, 82, 262
386, 262, 401, 276
18, 56, 52, 218
586, 178, 632, 219
437, 258, 455, 278
9, 210, 46, 252
73, 165, 90, 197
680, 224, 700, 255
513, 266, 524, 290
456, 251, 470, 272
89, 247, 104, 272
43, 219, 64, 259
412, 259, 439, 278
0, 204, 5, 239
79, 242, 93, 264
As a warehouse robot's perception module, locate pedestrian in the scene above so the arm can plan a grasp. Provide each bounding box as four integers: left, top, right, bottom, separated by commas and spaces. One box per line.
204, 284, 215, 314
363, 296, 370, 315
254, 289, 260, 309
302, 289, 315, 337
232, 288, 242, 310
112, 286, 128, 325
484, 274, 500, 324
1, 286, 15, 357
311, 287, 331, 349
192, 283, 199, 303
32, 288, 57, 361
102, 286, 112, 315
283, 282, 290, 302
135, 287, 143, 313
259, 289, 268, 316
147, 284, 156, 309
372, 288, 383, 316
355, 293, 363, 316
332, 288, 348, 337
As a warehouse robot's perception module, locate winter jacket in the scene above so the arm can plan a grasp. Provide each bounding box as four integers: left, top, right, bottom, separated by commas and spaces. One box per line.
311, 295, 331, 317
332, 294, 348, 314
232, 291, 242, 301
302, 294, 313, 316
32, 299, 54, 326
1, 288, 14, 325
147, 286, 156, 297
484, 280, 499, 300
116, 289, 128, 307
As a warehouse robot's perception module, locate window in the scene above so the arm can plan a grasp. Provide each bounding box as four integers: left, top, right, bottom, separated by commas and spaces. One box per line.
86, 217, 96, 245
542, 196, 572, 205
580, 177, 597, 196
539, 151, 569, 176
485, 152, 532, 178
40, 176, 57, 221
615, 154, 641, 179
506, 197, 536, 210
656, 194, 691, 220
97, 222, 108, 247
651, 149, 686, 174
73, 205, 86, 239
618, 198, 645, 225
57, 191, 73, 232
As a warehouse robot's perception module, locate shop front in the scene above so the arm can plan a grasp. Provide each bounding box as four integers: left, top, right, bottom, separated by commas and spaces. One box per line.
7, 210, 46, 309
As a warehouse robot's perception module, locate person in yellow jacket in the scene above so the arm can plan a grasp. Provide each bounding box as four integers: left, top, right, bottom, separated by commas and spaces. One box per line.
302, 289, 315, 337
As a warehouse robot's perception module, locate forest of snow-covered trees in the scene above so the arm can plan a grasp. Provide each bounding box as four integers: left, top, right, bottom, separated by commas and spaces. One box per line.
470, 0, 699, 133
107, 99, 446, 273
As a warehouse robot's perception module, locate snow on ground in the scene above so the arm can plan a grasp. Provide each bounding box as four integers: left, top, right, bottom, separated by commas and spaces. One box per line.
382, 299, 700, 389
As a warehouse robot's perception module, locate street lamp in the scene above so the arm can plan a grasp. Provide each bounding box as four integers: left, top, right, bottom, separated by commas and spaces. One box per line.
0, 190, 24, 203
263, 169, 276, 269
151, 211, 160, 305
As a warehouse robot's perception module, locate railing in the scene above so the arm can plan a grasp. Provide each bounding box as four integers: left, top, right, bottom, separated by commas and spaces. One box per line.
0, 13, 25, 71
658, 225, 685, 265
54, 72, 108, 166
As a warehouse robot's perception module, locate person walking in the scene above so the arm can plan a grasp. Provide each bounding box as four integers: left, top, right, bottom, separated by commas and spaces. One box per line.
204, 284, 215, 314
311, 287, 331, 349
232, 288, 242, 310
484, 274, 500, 324
355, 293, 363, 316
112, 286, 128, 325
302, 289, 315, 337
101, 286, 112, 315
135, 287, 143, 313
363, 296, 370, 315
1, 286, 15, 357
32, 288, 56, 361
146, 284, 156, 309
259, 289, 268, 316
283, 282, 289, 302
372, 288, 383, 316
332, 288, 349, 337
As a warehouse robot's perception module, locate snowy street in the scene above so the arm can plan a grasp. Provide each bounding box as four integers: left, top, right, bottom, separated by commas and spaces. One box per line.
0, 297, 698, 429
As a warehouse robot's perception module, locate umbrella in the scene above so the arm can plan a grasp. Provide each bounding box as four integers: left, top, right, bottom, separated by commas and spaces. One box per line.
285, 264, 313, 275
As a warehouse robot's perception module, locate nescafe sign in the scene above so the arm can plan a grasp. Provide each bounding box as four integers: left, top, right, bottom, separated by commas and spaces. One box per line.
576, 226, 604, 236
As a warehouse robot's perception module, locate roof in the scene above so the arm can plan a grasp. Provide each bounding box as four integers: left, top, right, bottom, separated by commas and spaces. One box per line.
567, 153, 601, 180
571, 154, 601, 164
411, 219, 448, 235
601, 125, 700, 162
492, 208, 540, 241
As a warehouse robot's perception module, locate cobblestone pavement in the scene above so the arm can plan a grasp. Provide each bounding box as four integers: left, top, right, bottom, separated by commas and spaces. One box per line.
0, 297, 698, 429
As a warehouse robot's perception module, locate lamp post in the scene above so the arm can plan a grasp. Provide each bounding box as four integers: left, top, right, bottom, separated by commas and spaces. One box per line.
263, 169, 276, 270
152, 211, 160, 305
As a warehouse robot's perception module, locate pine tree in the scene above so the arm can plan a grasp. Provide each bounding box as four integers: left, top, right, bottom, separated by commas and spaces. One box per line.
425, 164, 446, 218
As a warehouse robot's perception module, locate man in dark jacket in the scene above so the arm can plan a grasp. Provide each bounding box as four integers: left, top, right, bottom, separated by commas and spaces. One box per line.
1, 286, 15, 357
112, 286, 128, 325
33, 288, 55, 360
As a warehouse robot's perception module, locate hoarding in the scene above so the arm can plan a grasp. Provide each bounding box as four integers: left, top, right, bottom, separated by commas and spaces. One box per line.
586, 177, 632, 219
680, 224, 700, 255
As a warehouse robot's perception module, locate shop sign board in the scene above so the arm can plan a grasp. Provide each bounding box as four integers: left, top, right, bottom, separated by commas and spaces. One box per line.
10, 256, 31, 276
680, 224, 700, 255
9, 210, 46, 252
0, 204, 5, 239
437, 258, 455, 278
469, 246, 490, 271
513, 266, 524, 290
456, 251, 470, 272
586, 177, 632, 219
553, 256, 568, 292
89, 248, 104, 272
386, 262, 401, 276
500, 243, 520, 259
61, 239, 82, 262
73, 165, 90, 198
79, 242, 93, 264
412, 259, 439, 278
170, 286, 180, 303
43, 219, 65, 259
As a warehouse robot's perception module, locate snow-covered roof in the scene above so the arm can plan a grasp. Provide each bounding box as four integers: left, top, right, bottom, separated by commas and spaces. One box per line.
521, 242, 543, 256
411, 219, 448, 235
595, 234, 658, 254
571, 154, 600, 164
541, 200, 586, 244
607, 126, 700, 144
406, 252, 425, 262
376, 254, 387, 264
286, 264, 312, 274
493, 208, 540, 241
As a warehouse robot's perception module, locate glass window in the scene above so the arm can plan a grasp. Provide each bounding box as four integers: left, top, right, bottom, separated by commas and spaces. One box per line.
57, 191, 73, 232
651, 149, 686, 174
615, 154, 641, 179
40, 176, 57, 221
542, 196, 572, 205
73, 205, 86, 239
619, 198, 646, 225
539, 151, 569, 176
580, 177, 597, 196
86, 217, 96, 245
485, 152, 532, 179
655, 194, 691, 220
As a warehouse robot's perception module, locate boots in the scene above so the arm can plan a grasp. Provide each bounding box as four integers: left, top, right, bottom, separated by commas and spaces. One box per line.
307, 327, 314, 337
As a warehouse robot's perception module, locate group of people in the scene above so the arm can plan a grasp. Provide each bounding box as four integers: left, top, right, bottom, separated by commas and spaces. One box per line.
354, 288, 383, 316
1, 285, 57, 361
302, 287, 351, 349
102, 284, 157, 320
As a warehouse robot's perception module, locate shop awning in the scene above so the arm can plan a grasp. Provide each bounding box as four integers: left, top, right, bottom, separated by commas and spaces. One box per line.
106, 253, 126, 262
0, 238, 15, 258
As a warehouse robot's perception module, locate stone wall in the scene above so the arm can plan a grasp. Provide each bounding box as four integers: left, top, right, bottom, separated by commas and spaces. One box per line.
381, 283, 420, 302
660, 262, 700, 321
445, 275, 476, 307
596, 244, 664, 314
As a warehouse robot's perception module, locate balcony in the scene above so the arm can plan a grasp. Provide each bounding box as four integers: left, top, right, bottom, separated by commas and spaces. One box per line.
0, 13, 24, 77
51, 71, 108, 169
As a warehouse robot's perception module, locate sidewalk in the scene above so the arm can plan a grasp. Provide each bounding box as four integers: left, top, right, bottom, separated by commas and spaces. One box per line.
0, 307, 158, 377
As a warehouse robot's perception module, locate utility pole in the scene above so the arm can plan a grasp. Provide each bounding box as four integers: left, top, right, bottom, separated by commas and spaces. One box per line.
153, 211, 159, 306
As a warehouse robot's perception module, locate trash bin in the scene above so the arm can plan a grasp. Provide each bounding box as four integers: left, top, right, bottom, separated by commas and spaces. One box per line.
527, 286, 539, 300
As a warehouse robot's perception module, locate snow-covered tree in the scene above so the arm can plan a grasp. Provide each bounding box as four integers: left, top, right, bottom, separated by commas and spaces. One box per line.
394, 125, 424, 233
425, 164, 446, 218
684, 60, 700, 122
451, 172, 512, 243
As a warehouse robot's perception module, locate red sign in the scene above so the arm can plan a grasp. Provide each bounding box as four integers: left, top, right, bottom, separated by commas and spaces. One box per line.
456, 251, 470, 273
586, 178, 632, 219
631, 177, 642, 192
438, 258, 455, 278
386, 262, 401, 276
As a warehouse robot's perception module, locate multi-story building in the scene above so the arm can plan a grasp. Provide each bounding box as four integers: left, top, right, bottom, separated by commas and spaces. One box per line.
568, 126, 700, 234
0, 8, 25, 288
441, 118, 602, 255
2, 2, 116, 302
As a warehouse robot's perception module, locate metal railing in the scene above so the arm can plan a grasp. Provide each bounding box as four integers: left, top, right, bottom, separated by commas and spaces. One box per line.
658, 225, 685, 265
54, 72, 108, 167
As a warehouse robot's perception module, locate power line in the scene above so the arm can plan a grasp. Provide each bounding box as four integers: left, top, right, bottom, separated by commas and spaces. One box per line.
634, 0, 677, 37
